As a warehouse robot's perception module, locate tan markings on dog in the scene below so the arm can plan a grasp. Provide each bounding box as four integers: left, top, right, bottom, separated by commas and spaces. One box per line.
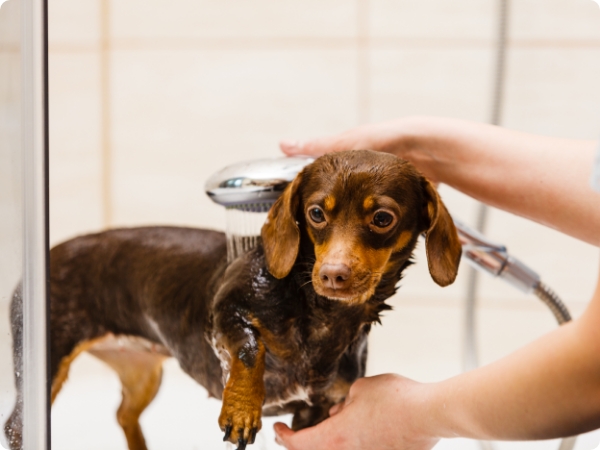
312, 232, 381, 304
251, 318, 295, 360
362, 196, 374, 211
89, 337, 168, 450
306, 226, 318, 245
51, 335, 109, 404
393, 230, 413, 253
313, 231, 355, 265
324, 195, 336, 211
427, 202, 436, 222
219, 340, 266, 445
326, 377, 352, 404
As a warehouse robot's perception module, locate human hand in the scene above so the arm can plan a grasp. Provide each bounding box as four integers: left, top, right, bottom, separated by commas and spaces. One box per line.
273, 374, 439, 450
279, 119, 419, 158
279, 117, 447, 183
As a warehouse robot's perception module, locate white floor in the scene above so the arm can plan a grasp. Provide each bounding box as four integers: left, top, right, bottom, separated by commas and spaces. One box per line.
3, 292, 600, 450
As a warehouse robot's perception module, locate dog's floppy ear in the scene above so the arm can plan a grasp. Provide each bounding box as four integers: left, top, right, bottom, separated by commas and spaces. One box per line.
422, 179, 462, 287
261, 173, 303, 279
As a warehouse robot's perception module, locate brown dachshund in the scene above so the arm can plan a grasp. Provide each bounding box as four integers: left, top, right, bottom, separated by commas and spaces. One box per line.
5, 150, 461, 450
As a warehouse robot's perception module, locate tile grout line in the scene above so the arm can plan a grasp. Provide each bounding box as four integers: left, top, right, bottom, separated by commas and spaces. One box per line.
357, 0, 370, 125
100, 0, 112, 228
47, 38, 600, 53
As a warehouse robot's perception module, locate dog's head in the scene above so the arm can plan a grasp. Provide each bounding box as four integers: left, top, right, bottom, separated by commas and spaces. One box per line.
261, 150, 461, 303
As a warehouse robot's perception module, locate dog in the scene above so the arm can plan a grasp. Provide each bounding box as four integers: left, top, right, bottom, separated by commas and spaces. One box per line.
5, 150, 461, 450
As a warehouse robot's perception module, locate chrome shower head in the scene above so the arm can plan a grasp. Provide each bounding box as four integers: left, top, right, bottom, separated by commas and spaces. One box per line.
205, 156, 314, 262
205, 156, 314, 212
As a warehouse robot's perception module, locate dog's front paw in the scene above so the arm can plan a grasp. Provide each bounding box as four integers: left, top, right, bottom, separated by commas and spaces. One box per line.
218, 387, 262, 449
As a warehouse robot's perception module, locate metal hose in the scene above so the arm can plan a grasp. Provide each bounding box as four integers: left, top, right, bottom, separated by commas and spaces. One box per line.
533, 282, 572, 325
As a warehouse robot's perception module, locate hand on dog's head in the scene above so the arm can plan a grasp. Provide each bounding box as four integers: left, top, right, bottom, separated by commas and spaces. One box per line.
261, 150, 461, 303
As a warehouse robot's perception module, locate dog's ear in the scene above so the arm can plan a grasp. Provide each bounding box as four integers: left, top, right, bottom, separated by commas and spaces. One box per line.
261, 173, 303, 279
422, 179, 462, 287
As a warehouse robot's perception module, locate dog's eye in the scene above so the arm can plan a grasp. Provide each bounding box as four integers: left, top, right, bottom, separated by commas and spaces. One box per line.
309, 207, 325, 224
372, 211, 394, 228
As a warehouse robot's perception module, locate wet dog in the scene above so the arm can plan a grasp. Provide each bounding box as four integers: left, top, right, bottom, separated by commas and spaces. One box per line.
5, 150, 461, 450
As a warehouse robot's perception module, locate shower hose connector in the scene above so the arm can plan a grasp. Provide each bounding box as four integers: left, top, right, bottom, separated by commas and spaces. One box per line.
453, 217, 572, 325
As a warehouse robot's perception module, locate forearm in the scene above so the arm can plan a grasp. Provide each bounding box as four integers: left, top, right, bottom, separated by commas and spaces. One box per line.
417, 270, 600, 441
395, 117, 600, 246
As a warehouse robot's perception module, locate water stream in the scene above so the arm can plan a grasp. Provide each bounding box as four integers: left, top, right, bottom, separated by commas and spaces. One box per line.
225, 207, 269, 263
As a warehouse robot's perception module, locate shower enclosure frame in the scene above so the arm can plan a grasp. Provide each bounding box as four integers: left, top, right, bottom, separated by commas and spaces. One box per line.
20, 0, 50, 448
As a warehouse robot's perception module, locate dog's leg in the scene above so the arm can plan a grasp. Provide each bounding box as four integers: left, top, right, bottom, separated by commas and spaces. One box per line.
217, 338, 266, 450
89, 348, 165, 450
291, 403, 332, 431
291, 377, 352, 431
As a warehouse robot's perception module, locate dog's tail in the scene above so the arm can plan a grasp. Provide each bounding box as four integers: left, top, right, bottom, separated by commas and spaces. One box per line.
4, 283, 23, 450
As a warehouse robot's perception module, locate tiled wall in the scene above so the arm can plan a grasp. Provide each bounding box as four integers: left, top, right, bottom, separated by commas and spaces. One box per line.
0, 0, 22, 301
48, 0, 600, 311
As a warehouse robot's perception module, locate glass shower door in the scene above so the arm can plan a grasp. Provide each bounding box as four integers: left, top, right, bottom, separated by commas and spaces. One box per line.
0, 0, 49, 449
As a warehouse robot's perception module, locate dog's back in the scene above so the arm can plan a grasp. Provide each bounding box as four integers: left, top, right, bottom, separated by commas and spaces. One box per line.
6, 226, 229, 450
49, 226, 227, 379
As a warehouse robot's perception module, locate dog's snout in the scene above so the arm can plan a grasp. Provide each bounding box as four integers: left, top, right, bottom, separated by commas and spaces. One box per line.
319, 264, 352, 290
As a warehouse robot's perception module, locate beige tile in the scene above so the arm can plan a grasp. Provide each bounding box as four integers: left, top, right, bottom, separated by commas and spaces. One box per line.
476, 300, 566, 366
0, 2, 21, 428
0, 48, 22, 303
49, 53, 104, 245
503, 48, 600, 139
48, 0, 100, 47
367, 297, 463, 381
511, 0, 600, 41
109, 49, 358, 229
370, 48, 494, 123
0, 198, 22, 302
111, 0, 357, 40
365, 294, 569, 383
369, 0, 495, 40
0, 0, 20, 46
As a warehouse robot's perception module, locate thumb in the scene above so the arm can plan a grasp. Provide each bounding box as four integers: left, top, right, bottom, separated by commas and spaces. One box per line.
274, 420, 338, 450
274, 422, 295, 447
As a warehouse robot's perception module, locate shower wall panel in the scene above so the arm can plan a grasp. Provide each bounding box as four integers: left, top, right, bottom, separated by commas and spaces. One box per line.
0, 1, 22, 447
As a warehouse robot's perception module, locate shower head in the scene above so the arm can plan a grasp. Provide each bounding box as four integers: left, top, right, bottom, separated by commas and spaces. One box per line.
205, 156, 314, 212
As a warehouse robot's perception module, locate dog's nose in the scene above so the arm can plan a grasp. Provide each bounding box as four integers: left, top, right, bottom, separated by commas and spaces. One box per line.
319, 264, 352, 290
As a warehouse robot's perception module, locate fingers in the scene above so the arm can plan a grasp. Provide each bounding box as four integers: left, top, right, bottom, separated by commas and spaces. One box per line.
274, 420, 340, 450
274, 422, 294, 446
329, 402, 343, 417
280, 129, 371, 157
280, 137, 344, 157
280, 140, 305, 155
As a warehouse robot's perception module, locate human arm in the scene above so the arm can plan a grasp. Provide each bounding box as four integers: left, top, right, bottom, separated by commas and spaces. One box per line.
274, 264, 600, 448
281, 117, 600, 246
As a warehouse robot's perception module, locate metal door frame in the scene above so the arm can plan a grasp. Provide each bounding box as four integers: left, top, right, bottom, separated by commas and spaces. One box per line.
21, 0, 49, 447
